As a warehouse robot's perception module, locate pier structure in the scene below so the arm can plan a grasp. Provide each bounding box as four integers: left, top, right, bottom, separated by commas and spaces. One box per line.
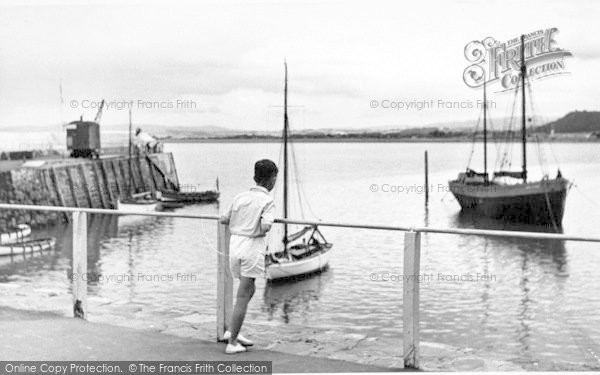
0, 153, 179, 231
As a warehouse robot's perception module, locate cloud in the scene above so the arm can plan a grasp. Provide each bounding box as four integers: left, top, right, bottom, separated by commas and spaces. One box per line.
0, 0, 599, 130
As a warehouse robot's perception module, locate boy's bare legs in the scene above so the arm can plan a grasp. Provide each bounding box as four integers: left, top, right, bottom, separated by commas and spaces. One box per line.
228, 276, 255, 345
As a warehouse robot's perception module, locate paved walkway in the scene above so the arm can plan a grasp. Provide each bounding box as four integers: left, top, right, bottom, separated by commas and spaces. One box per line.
0, 307, 403, 373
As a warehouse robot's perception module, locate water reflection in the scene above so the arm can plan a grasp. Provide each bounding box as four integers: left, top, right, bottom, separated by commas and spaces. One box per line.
262, 269, 331, 324
80, 214, 119, 279
453, 211, 567, 271
452, 210, 570, 361
0, 248, 59, 273
0, 214, 119, 281
517, 251, 532, 360
117, 215, 157, 231
479, 240, 491, 328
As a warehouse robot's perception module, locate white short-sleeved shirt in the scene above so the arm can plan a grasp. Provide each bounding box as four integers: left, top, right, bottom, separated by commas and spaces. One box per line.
221, 186, 275, 238
221, 186, 275, 279
136, 131, 157, 146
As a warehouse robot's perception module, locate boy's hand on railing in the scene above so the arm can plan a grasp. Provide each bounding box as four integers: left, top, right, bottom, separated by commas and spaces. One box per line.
260, 221, 272, 234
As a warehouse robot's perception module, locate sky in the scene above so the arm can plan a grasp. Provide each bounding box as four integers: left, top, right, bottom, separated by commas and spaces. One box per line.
0, 0, 598, 131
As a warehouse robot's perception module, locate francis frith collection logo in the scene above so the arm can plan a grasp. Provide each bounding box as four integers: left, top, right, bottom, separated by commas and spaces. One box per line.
463, 28, 572, 90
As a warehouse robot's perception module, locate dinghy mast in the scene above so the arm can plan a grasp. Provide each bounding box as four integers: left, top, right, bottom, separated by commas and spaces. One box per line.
283, 61, 289, 246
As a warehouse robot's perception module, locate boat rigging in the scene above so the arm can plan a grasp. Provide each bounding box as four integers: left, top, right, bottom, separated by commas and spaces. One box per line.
265, 62, 333, 281
449, 35, 569, 228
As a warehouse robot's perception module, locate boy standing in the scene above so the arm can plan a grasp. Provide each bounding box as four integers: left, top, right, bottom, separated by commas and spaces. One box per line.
219, 159, 278, 354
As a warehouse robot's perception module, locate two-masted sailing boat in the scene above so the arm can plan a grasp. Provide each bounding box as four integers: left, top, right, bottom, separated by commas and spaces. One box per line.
449, 35, 569, 227
265, 63, 333, 281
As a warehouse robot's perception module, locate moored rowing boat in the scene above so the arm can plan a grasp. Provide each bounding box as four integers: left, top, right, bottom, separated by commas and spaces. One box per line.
0, 224, 32, 244
116, 198, 159, 214
0, 238, 56, 257
159, 189, 219, 203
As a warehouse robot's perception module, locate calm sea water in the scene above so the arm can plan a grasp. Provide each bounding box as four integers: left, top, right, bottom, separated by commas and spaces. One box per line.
1, 141, 599, 367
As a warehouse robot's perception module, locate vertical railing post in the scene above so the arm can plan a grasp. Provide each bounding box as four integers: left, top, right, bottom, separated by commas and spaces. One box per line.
217, 221, 233, 341
72, 211, 87, 319
403, 230, 421, 368
424, 150, 429, 206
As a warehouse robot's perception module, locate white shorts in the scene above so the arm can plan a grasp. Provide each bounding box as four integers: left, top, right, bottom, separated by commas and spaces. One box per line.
229, 234, 266, 279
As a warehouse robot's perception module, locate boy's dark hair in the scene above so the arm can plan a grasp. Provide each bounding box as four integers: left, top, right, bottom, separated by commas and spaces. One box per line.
254, 159, 278, 184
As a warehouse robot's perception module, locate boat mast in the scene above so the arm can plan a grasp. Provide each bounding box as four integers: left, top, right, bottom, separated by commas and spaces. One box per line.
283, 62, 289, 246
520, 34, 528, 182
128, 108, 134, 195
483, 80, 488, 183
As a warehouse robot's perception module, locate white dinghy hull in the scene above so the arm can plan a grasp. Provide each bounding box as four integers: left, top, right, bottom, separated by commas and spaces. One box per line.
267, 249, 330, 280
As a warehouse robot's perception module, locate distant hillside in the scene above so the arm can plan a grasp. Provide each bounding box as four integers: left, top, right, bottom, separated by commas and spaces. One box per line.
141, 124, 241, 138
537, 111, 600, 133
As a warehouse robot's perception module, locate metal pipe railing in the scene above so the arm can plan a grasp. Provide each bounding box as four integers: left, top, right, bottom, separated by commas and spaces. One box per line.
1, 203, 598, 242
1, 202, 599, 369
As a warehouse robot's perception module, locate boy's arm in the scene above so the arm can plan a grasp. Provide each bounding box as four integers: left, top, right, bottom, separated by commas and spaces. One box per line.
219, 202, 233, 225
260, 200, 275, 234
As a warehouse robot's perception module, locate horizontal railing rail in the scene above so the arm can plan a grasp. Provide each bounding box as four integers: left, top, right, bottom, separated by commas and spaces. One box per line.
1, 202, 599, 369
1, 203, 599, 242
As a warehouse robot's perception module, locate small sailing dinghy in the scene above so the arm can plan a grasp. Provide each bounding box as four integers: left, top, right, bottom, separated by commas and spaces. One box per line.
0, 237, 56, 257
0, 224, 31, 244
267, 225, 332, 280
265, 63, 333, 281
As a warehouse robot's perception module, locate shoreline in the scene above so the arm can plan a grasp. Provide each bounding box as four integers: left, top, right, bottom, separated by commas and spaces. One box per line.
160, 137, 600, 144
1, 281, 597, 371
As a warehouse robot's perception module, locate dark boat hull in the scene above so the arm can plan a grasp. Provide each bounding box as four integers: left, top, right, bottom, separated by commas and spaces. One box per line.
159, 189, 220, 203
449, 178, 568, 225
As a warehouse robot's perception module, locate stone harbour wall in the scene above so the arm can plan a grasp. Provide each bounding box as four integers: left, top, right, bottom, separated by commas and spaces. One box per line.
0, 153, 180, 232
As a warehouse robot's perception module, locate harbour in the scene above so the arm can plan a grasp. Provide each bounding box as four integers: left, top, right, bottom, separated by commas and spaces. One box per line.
1, 141, 599, 370
2, 1, 600, 373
